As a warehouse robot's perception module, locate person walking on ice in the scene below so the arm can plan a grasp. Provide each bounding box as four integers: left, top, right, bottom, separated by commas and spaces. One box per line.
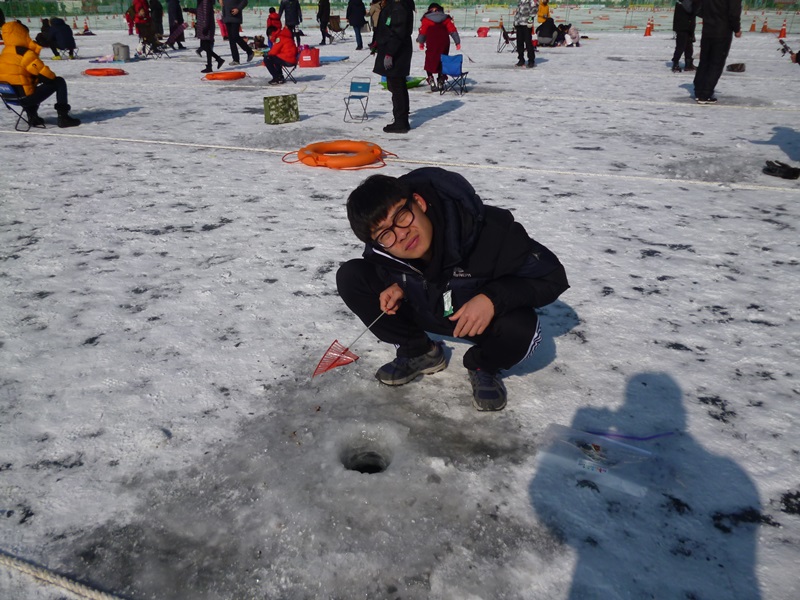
336, 168, 569, 411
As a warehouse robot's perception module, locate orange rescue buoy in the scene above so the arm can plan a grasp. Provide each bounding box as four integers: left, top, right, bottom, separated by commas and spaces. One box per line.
203, 71, 247, 81
292, 140, 389, 169
83, 68, 128, 76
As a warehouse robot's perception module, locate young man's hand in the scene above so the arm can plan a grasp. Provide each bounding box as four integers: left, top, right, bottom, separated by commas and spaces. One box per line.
380, 283, 405, 314
449, 294, 495, 338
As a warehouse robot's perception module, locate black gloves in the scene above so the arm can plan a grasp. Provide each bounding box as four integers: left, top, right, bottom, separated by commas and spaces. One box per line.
763, 160, 800, 180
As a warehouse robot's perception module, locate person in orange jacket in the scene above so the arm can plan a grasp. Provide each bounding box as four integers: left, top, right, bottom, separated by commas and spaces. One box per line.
0, 20, 80, 127
263, 25, 298, 84
267, 7, 281, 35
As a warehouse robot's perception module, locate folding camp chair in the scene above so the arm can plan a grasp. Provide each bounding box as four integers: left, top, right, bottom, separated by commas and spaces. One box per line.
328, 16, 349, 41
439, 54, 468, 96
497, 23, 517, 53
282, 61, 298, 83
0, 82, 44, 132
343, 76, 370, 122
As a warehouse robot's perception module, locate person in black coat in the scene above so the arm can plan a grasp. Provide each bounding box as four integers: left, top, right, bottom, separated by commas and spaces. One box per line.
222, 0, 254, 64
317, 0, 334, 45
337, 168, 569, 411
346, 0, 367, 50
150, 0, 165, 36
48, 18, 77, 59
279, 0, 304, 47
693, 0, 742, 103
671, 0, 699, 72
166, 0, 186, 48
371, 0, 415, 133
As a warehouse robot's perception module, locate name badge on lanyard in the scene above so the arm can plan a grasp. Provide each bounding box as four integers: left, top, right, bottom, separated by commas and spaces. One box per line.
443, 289, 454, 317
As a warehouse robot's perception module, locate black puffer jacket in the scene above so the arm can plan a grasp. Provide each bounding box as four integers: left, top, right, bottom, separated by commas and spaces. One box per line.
372, 0, 415, 77
362, 168, 569, 332
697, 0, 741, 37
673, 0, 699, 33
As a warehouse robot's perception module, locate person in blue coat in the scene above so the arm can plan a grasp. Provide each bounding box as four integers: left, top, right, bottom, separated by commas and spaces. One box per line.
337, 168, 569, 411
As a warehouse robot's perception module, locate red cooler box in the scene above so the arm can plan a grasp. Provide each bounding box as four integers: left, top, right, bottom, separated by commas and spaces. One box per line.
299, 48, 320, 68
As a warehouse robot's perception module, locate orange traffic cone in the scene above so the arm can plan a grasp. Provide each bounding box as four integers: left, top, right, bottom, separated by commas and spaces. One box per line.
644, 18, 652, 37
779, 19, 787, 38
749, 17, 756, 33
761, 19, 769, 33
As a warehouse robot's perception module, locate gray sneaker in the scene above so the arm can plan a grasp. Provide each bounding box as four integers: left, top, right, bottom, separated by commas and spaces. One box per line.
468, 369, 507, 411
376, 343, 447, 386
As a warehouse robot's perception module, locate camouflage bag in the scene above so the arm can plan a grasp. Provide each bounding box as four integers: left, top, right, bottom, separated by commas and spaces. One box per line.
264, 94, 300, 124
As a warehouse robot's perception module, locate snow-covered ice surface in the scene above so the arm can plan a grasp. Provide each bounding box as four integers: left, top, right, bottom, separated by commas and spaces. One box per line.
1, 25, 799, 600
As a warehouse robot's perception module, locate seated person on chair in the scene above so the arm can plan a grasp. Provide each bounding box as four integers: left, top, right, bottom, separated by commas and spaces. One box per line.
264, 25, 298, 84
0, 20, 80, 127
336, 168, 570, 412
47, 17, 77, 59
133, 0, 159, 49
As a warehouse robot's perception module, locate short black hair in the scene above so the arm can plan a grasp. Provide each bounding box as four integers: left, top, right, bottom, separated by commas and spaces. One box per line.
346, 174, 411, 244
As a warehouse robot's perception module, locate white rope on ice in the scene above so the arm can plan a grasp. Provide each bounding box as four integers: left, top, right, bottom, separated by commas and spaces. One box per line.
1, 129, 798, 194
0, 549, 123, 600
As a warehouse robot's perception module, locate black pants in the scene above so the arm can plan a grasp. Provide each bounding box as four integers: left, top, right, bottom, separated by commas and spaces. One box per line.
693, 34, 732, 100
515, 25, 535, 62
319, 20, 332, 44
672, 30, 694, 65
385, 76, 410, 126
200, 39, 222, 68
226, 23, 249, 61
22, 76, 69, 109
288, 24, 302, 47
336, 259, 542, 373
264, 55, 291, 80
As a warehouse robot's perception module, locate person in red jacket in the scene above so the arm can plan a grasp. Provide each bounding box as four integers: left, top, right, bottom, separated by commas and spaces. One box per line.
133, 0, 159, 47
417, 3, 460, 91
264, 25, 298, 84
267, 7, 281, 36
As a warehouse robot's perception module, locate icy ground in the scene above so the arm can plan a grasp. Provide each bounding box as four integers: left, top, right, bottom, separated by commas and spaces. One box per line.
1, 25, 799, 600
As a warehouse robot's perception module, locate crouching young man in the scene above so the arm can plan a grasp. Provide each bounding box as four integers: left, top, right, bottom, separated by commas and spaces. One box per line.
336, 168, 569, 411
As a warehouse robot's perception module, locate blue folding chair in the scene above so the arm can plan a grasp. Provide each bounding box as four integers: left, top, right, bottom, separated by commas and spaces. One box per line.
343, 76, 371, 122
0, 82, 42, 131
439, 54, 468, 96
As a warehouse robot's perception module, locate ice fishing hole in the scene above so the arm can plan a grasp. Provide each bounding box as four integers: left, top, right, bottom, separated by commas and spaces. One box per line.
341, 449, 390, 474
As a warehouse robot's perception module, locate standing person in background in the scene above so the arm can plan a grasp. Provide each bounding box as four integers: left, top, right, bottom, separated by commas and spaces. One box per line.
671, 0, 699, 72
693, 0, 742, 103
368, 0, 382, 30
167, 0, 186, 49
222, 0, 254, 64
196, 0, 225, 72
317, 0, 334, 45
133, 0, 159, 47
279, 0, 303, 47
267, 6, 282, 34
346, 0, 367, 50
537, 0, 550, 23
124, 4, 136, 35
372, 0, 416, 134
514, 0, 535, 68
150, 0, 165, 36
417, 3, 460, 91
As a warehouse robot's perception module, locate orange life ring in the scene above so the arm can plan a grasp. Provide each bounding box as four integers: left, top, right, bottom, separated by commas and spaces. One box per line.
84, 68, 128, 76
203, 71, 247, 81
297, 140, 385, 169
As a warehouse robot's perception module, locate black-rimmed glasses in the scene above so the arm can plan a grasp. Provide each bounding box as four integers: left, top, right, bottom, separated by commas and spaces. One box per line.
372, 198, 415, 248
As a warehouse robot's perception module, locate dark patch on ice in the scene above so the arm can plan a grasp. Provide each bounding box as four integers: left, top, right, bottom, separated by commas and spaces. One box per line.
663, 342, 692, 352
0, 463, 12, 472
573, 146, 604, 151
640, 249, 661, 258
17, 505, 35, 524
779, 490, 800, 515
606, 57, 626, 61
601, 286, 614, 296
663, 494, 692, 515
33, 291, 53, 299
698, 396, 736, 423
711, 507, 779, 533
577, 480, 599, 492
263, 278, 278, 284
31, 454, 85, 471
